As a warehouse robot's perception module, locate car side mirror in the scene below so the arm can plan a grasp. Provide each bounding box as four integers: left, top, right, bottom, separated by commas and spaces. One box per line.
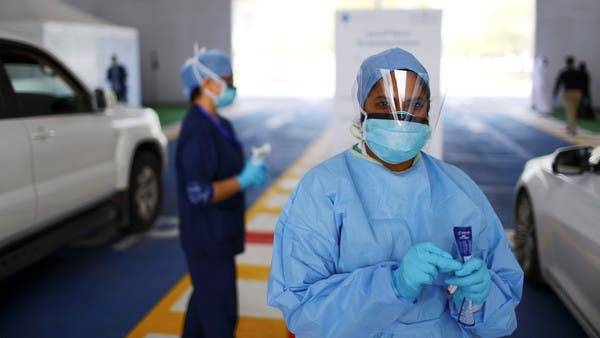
590, 147, 600, 173
94, 88, 118, 111
94, 88, 107, 110
552, 146, 592, 175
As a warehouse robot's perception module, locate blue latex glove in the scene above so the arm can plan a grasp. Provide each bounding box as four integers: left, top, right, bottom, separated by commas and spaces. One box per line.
392, 242, 462, 300
445, 258, 491, 306
236, 160, 268, 189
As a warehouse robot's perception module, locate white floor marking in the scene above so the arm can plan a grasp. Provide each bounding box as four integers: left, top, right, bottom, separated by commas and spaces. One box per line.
265, 112, 294, 130
289, 166, 308, 177
112, 234, 142, 251
237, 279, 282, 318
299, 156, 322, 167
146, 334, 180, 338
247, 213, 279, 232
237, 244, 273, 266
265, 193, 290, 209
464, 119, 487, 133
170, 281, 281, 319
171, 287, 192, 313
279, 177, 300, 191
291, 164, 314, 175
147, 228, 180, 239
309, 146, 340, 159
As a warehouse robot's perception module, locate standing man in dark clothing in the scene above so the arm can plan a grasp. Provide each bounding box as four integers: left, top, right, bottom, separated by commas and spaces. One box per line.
553, 56, 585, 135
106, 55, 128, 103
578, 62, 594, 119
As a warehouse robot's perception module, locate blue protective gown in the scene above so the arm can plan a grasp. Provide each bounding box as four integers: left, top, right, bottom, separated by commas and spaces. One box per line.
267, 147, 523, 338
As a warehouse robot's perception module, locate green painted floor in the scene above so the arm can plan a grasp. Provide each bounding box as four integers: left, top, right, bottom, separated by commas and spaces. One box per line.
551, 108, 600, 132
151, 105, 187, 127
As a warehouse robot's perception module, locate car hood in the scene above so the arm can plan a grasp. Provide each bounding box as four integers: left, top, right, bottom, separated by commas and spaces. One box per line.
103, 104, 161, 129
106, 104, 148, 116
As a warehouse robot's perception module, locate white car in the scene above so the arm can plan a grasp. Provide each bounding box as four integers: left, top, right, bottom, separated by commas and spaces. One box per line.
514, 145, 600, 337
0, 34, 167, 278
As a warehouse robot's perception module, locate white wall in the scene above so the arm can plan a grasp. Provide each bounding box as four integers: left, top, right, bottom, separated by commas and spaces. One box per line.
0, 21, 45, 44
536, 0, 600, 106
0, 20, 141, 106
43, 22, 141, 106
65, 0, 231, 104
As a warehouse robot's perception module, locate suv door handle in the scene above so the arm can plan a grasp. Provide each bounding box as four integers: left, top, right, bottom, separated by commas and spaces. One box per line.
31, 128, 56, 141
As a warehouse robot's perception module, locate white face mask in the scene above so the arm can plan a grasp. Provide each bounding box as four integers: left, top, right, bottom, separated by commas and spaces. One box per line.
362, 118, 431, 164
203, 78, 226, 104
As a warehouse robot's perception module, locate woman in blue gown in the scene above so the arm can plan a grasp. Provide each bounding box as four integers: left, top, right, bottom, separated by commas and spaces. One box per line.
268, 48, 523, 338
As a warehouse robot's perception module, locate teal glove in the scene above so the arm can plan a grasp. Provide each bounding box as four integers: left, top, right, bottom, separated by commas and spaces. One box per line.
392, 242, 462, 300
236, 160, 269, 190
445, 258, 491, 306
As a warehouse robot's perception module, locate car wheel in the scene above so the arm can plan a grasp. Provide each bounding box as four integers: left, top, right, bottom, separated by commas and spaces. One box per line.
127, 151, 162, 232
514, 190, 544, 284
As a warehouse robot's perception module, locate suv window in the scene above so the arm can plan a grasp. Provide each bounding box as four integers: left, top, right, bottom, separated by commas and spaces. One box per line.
0, 51, 90, 116
0, 91, 5, 118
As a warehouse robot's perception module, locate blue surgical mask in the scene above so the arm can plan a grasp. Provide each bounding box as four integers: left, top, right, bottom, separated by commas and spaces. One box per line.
217, 85, 237, 107
363, 118, 431, 164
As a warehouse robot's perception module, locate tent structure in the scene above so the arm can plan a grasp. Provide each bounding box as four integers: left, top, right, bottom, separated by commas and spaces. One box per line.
0, 0, 141, 105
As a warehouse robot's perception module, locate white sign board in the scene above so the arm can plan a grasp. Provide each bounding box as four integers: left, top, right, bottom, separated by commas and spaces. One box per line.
335, 9, 443, 158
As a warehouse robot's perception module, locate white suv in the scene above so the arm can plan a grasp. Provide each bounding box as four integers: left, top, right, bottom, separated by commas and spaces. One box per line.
0, 35, 167, 278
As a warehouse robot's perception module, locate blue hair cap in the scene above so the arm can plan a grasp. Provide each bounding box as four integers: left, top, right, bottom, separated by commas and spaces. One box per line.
357, 48, 429, 108
180, 49, 232, 98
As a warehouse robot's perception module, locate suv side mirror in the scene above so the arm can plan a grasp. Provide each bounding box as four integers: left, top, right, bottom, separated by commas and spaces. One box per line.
94, 88, 107, 110
590, 147, 600, 173
552, 146, 592, 175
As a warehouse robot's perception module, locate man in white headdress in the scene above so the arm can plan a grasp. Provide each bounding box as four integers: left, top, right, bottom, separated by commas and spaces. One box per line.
532, 55, 551, 114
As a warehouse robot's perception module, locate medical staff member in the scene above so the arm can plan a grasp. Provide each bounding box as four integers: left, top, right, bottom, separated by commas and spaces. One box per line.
177, 49, 268, 337
267, 48, 523, 337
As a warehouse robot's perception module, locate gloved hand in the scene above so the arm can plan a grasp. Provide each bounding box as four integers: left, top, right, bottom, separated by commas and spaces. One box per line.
236, 160, 269, 189
392, 242, 462, 300
445, 258, 491, 306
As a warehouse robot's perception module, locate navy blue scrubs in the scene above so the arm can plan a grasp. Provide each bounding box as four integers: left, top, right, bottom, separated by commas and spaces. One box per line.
175, 104, 245, 337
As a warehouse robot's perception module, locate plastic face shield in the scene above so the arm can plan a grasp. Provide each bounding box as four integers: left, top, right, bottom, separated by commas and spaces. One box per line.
353, 69, 442, 131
